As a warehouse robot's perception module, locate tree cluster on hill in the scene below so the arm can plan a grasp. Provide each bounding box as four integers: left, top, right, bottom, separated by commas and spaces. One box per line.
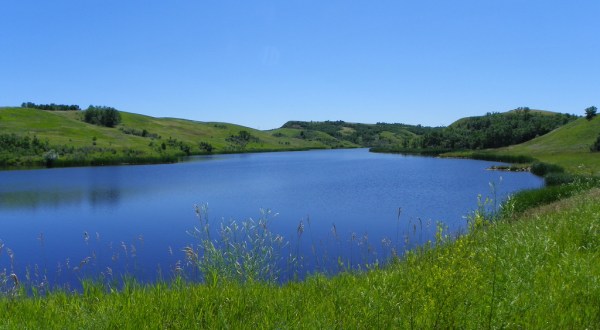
282, 120, 437, 147
84, 106, 121, 128
418, 110, 577, 150
585, 106, 597, 120
0, 134, 49, 154
21, 102, 80, 111
119, 126, 160, 139
282, 110, 577, 153
226, 130, 259, 150
0, 133, 55, 166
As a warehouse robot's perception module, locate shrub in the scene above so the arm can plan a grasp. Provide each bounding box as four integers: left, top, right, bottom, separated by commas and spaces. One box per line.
591, 134, 600, 152
198, 142, 214, 153
544, 172, 577, 186
530, 162, 564, 176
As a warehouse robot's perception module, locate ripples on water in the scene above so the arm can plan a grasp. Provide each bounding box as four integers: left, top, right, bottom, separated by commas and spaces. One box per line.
0, 149, 543, 288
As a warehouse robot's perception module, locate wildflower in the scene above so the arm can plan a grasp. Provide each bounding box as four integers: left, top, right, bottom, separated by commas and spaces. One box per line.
10, 273, 19, 287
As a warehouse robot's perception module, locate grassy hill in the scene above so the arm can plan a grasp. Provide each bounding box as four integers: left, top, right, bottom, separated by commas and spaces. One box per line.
371, 108, 577, 154
499, 115, 600, 175
446, 115, 600, 175
0, 107, 341, 168
280, 120, 428, 148
2, 106, 583, 169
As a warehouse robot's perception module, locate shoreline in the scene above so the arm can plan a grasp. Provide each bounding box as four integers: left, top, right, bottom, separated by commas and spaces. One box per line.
0, 146, 336, 172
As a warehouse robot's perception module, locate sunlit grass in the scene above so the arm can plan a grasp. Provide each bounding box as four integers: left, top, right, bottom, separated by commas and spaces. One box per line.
445, 116, 600, 175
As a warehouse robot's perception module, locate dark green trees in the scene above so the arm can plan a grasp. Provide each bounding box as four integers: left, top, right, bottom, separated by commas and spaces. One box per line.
418, 110, 576, 150
21, 102, 80, 111
84, 106, 121, 127
591, 135, 600, 152
585, 106, 597, 120
227, 130, 258, 150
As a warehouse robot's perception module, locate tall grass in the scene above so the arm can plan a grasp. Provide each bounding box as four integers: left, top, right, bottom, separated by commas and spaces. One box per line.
183, 205, 287, 285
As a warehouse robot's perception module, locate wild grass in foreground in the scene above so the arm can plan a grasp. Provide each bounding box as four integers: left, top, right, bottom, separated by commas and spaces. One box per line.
1, 186, 599, 328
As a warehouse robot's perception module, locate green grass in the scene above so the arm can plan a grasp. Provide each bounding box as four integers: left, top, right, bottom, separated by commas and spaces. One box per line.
268, 127, 358, 148
446, 116, 600, 175
0, 107, 340, 168
502, 116, 600, 175
1, 188, 599, 328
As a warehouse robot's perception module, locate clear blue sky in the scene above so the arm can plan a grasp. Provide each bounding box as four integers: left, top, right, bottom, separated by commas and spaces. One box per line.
1, 1, 598, 129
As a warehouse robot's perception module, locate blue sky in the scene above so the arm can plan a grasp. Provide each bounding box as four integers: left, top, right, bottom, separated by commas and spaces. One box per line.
1, 1, 599, 129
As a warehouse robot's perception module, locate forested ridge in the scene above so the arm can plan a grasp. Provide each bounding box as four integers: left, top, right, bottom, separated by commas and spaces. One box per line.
282, 120, 439, 147
284, 109, 577, 153
419, 109, 577, 150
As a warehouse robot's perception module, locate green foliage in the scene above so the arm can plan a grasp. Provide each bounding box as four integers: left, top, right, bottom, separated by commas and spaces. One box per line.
585, 105, 597, 120
119, 126, 159, 139
504, 178, 600, 215
420, 110, 577, 150
0, 134, 51, 167
164, 137, 191, 155
226, 130, 259, 150
282, 120, 428, 148
591, 134, 600, 152
83, 106, 121, 128
21, 102, 80, 111
0, 107, 333, 168
198, 141, 214, 153
482, 117, 600, 175
543, 172, 578, 186
458, 152, 535, 164
530, 161, 565, 176
185, 205, 286, 285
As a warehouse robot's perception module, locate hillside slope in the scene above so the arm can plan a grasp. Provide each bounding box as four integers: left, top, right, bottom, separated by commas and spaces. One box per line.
280, 120, 427, 148
0, 107, 338, 168
500, 115, 600, 174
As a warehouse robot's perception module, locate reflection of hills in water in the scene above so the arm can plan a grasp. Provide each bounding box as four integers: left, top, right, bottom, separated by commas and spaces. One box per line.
0, 187, 121, 209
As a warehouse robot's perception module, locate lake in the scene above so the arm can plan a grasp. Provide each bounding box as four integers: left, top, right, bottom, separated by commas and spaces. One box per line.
0, 148, 543, 287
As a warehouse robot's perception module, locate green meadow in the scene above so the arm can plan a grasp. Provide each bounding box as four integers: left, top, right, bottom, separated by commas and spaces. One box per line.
0, 107, 350, 168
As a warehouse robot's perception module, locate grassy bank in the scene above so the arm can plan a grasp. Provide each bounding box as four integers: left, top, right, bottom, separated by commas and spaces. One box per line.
2, 185, 599, 328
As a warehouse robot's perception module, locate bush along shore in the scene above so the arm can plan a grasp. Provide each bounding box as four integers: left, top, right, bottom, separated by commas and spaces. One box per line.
1, 174, 599, 328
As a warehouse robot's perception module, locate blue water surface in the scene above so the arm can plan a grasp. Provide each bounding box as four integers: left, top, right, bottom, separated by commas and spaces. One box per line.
0, 149, 543, 286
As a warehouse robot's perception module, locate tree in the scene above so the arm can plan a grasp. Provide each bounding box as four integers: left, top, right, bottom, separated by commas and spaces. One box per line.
585, 106, 597, 120
199, 142, 214, 153
84, 105, 121, 127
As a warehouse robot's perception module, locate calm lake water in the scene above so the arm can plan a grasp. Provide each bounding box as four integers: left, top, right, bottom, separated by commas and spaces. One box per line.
0, 148, 543, 286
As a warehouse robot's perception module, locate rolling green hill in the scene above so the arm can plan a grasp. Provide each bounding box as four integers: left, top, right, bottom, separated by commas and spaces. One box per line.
427, 109, 577, 150
498, 115, 600, 175
0, 107, 338, 168
1, 106, 595, 172
281, 120, 427, 148
444, 115, 600, 175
